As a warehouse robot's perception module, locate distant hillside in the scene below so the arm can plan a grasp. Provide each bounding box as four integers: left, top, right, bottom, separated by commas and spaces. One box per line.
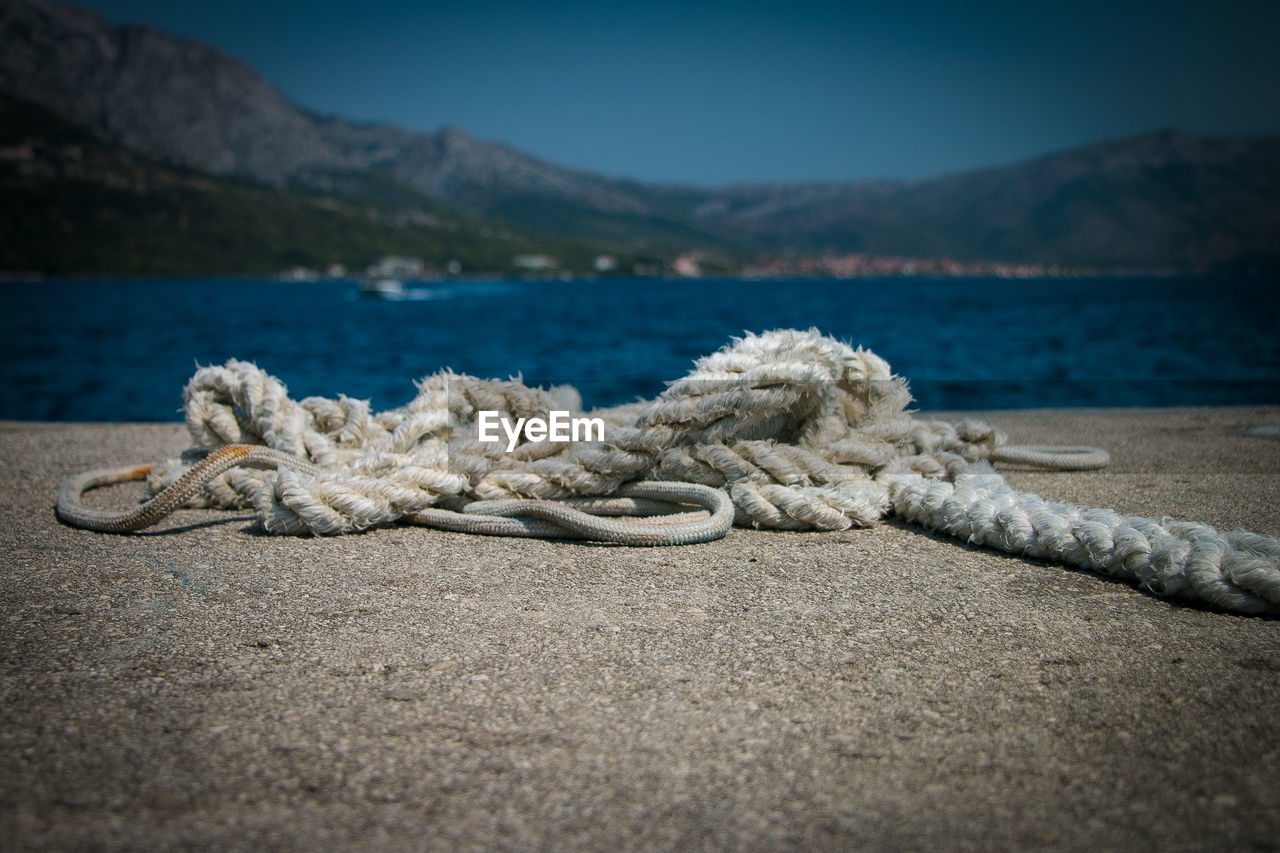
0, 93, 655, 276
2, 0, 1278, 271
0, 0, 726, 254
697, 130, 1280, 269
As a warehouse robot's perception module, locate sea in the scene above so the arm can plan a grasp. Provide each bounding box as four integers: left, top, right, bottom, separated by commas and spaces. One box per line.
3, 275, 1278, 422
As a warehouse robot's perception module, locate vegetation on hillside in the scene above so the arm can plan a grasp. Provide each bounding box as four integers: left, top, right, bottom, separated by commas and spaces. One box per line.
0, 96, 721, 277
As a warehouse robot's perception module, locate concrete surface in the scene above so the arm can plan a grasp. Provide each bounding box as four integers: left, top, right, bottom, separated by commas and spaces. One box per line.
2, 408, 1280, 851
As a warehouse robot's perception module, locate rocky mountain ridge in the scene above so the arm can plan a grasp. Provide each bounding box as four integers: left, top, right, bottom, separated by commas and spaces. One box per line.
3, 0, 1278, 269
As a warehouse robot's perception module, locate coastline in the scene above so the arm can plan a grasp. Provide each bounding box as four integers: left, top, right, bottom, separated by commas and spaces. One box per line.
3, 408, 1279, 849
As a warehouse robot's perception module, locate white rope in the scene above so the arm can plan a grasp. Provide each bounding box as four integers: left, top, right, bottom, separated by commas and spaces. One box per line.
991, 444, 1111, 470
58, 329, 1280, 616
885, 468, 1280, 615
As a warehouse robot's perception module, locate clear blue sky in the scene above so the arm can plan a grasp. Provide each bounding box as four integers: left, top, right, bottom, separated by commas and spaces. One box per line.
73, 0, 1280, 186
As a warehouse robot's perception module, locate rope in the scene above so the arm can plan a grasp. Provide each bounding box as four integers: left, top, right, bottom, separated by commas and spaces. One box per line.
53, 329, 1280, 616
409, 481, 734, 545
58, 448, 732, 544
56, 445, 319, 533
886, 470, 1280, 616
991, 444, 1111, 470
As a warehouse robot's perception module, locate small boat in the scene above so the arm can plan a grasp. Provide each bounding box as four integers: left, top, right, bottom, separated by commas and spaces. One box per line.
359, 278, 407, 299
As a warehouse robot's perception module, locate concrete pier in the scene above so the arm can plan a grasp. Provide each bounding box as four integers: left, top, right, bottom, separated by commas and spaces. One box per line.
3, 409, 1279, 850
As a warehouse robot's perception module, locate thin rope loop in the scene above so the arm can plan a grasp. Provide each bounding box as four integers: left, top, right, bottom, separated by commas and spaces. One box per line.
56, 445, 318, 533
991, 444, 1112, 470
409, 482, 734, 545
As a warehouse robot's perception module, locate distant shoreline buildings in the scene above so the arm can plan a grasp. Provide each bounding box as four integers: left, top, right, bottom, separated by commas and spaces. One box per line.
277, 252, 1118, 283
738, 253, 1106, 279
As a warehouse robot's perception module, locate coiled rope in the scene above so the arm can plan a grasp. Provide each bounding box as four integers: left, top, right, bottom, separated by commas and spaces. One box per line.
55, 329, 1279, 615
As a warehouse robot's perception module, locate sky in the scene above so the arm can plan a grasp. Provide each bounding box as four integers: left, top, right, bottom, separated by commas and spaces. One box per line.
73, 0, 1280, 186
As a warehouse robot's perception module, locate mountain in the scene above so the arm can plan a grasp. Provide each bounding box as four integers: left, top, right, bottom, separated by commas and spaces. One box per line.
699, 130, 1280, 269
0, 0, 724, 252
2, 0, 1278, 271
0, 92, 665, 276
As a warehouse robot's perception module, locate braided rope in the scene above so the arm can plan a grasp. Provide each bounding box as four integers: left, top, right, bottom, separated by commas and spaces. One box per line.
54, 329, 1280, 615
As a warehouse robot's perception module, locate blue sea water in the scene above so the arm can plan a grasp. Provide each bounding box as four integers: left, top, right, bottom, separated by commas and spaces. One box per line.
2, 275, 1278, 422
